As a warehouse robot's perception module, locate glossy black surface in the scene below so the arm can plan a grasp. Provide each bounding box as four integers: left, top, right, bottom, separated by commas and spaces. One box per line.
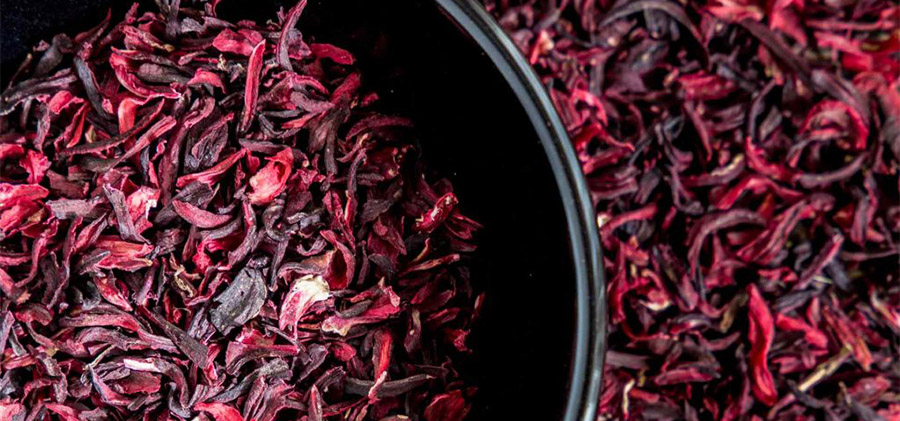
0, 1, 605, 419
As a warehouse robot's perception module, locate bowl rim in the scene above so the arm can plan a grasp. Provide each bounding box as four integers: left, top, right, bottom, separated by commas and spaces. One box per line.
433, 1, 607, 420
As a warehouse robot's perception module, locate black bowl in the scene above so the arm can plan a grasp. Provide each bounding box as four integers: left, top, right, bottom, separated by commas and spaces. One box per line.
1, 0, 606, 419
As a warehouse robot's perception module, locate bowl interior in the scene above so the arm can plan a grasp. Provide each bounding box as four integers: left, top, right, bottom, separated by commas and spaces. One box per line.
1, 1, 580, 418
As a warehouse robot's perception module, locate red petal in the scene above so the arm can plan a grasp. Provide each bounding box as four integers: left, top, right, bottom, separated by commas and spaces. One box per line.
238, 40, 266, 133
424, 390, 471, 421
746, 284, 778, 406
172, 200, 232, 228
195, 402, 245, 421
247, 148, 293, 205
310, 43, 355, 65
278, 274, 330, 331
176, 149, 247, 188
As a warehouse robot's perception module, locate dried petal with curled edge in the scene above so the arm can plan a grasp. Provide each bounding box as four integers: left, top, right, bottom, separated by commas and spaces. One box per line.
172, 200, 232, 228
321, 286, 402, 336
239, 40, 266, 133
424, 389, 472, 421
746, 284, 777, 406
278, 274, 330, 331
414, 192, 458, 233
248, 148, 293, 205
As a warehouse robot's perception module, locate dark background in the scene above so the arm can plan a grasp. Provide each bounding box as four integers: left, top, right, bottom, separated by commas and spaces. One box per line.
0, 0, 578, 418
2, 0, 114, 81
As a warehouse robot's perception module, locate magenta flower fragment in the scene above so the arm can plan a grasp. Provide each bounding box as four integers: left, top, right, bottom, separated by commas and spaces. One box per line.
0, 1, 482, 420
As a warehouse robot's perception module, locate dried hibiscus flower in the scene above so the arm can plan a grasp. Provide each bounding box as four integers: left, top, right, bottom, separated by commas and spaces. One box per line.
0, 1, 481, 420
482, 0, 899, 419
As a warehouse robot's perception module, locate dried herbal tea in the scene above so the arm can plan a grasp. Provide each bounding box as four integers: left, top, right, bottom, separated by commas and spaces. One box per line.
0, 1, 481, 420
482, 0, 899, 419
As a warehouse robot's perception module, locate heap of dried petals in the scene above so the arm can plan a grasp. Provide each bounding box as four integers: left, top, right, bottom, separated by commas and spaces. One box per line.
482, 0, 899, 419
0, 1, 481, 420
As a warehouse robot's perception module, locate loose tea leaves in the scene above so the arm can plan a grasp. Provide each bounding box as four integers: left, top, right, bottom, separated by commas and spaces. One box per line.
482, 0, 898, 419
0, 1, 481, 420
